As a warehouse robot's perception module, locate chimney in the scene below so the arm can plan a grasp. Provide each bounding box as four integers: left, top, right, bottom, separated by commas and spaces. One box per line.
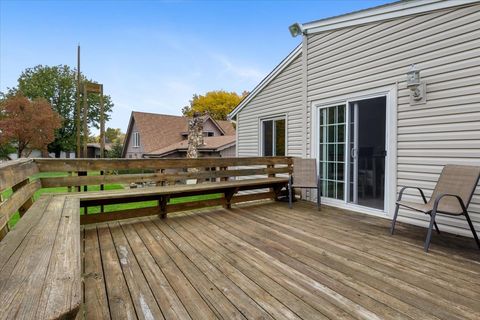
187, 112, 204, 159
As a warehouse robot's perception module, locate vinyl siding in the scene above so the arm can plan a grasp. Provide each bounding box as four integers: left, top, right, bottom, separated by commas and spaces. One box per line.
305, 4, 480, 236
220, 145, 236, 158
124, 121, 144, 158
237, 53, 304, 158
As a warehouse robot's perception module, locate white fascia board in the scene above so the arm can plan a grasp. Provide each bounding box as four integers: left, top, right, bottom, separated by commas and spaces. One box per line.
228, 45, 302, 120
303, 0, 479, 34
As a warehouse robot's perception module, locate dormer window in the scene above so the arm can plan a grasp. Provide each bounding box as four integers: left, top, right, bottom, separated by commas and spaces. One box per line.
133, 132, 140, 147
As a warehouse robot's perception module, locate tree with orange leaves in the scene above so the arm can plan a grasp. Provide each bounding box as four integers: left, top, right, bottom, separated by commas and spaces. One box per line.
0, 95, 62, 158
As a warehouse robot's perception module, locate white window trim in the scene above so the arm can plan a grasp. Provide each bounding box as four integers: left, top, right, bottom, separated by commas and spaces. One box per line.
259, 115, 288, 157
133, 131, 140, 148
310, 84, 398, 219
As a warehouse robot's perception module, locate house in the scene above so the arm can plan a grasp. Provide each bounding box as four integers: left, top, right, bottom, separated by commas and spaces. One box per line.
86, 143, 112, 158
122, 111, 236, 158
228, 0, 480, 237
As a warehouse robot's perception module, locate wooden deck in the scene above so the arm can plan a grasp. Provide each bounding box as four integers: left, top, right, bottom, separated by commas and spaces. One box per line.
82, 201, 480, 320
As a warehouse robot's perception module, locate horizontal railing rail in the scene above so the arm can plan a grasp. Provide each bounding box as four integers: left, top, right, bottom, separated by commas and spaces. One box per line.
34, 157, 291, 172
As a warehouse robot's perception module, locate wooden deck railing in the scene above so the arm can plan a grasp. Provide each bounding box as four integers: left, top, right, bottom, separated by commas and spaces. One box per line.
0, 159, 40, 239
0, 157, 292, 239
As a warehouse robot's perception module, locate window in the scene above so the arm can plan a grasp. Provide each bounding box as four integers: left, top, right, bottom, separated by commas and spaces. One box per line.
262, 117, 286, 156
133, 132, 140, 147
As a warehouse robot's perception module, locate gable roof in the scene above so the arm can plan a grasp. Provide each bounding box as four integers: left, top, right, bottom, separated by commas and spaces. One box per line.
228, 45, 302, 120
122, 111, 235, 157
144, 135, 236, 157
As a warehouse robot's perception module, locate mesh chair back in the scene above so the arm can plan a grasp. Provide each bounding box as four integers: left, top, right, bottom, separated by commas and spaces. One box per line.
292, 158, 318, 188
429, 165, 480, 212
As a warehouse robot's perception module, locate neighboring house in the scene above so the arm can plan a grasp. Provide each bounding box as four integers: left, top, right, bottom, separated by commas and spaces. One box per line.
7, 149, 75, 160
228, 0, 480, 237
87, 143, 112, 158
122, 111, 236, 158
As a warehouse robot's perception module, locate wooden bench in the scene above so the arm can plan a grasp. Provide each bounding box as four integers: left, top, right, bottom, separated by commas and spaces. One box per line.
0, 157, 292, 319
75, 177, 289, 224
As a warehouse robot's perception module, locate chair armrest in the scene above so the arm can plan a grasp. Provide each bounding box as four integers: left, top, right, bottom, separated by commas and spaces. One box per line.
397, 186, 427, 203
432, 193, 467, 213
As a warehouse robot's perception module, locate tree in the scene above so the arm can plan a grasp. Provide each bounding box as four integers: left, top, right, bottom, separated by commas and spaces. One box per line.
0, 95, 62, 158
5, 65, 114, 157
181, 90, 244, 120
107, 140, 123, 158
0, 143, 15, 160
105, 127, 125, 143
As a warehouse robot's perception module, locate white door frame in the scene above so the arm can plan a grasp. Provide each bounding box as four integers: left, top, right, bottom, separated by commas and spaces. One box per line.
311, 84, 398, 218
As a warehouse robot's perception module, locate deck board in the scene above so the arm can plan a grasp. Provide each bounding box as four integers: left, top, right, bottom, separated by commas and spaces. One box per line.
82, 201, 480, 320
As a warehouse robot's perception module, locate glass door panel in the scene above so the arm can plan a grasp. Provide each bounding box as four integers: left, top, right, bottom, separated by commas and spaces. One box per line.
347, 96, 386, 210
319, 105, 346, 200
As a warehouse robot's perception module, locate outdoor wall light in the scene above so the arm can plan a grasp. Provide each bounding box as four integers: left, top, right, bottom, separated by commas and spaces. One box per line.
289, 23, 304, 37
406, 64, 427, 105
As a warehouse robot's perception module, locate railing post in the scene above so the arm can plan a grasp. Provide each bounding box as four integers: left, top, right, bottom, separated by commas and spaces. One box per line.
0, 194, 7, 240
219, 166, 228, 181
267, 164, 275, 178
100, 170, 104, 213
12, 178, 34, 218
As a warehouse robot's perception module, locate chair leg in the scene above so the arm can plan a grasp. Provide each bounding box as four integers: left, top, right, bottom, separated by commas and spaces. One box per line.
390, 203, 400, 235
433, 221, 440, 234
288, 183, 293, 209
424, 210, 437, 252
464, 211, 480, 250
317, 187, 321, 211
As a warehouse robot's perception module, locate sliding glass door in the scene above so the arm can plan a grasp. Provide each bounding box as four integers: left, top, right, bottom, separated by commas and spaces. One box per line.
318, 96, 387, 211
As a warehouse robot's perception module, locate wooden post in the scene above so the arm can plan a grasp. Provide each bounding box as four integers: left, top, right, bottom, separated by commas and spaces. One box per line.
82, 83, 88, 158
267, 164, 275, 177
12, 178, 34, 218
159, 196, 169, 219
219, 166, 228, 181
76, 45, 81, 158
0, 194, 7, 240
100, 170, 104, 213
99, 84, 105, 158
99, 85, 105, 213
267, 164, 275, 197
224, 188, 238, 209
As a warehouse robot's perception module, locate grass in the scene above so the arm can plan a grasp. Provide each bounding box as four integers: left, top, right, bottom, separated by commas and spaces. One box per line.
4, 171, 221, 228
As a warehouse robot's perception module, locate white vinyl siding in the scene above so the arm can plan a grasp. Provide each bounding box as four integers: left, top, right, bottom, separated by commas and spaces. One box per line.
237, 53, 304, 158
305, 4, 480, 236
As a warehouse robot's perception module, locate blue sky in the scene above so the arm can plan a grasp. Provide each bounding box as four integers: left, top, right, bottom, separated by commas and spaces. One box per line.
1, 0, 391, 132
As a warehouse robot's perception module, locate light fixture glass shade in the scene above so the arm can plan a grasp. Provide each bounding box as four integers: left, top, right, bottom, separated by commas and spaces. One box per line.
406, 64, 420, 87
289, 23, 302, 37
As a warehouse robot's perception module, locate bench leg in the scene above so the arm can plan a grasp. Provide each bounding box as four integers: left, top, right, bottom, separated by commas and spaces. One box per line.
159, 196, 168, 219
273, 185, 283, 201
224, 188, 237, 209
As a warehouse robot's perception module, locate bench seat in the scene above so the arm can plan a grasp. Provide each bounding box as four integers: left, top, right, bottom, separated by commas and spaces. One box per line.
0, 195, 81, 320
75, 177, 289, 204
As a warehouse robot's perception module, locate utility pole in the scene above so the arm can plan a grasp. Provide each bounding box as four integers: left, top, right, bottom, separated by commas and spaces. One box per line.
83, 83, 88, 157
99, 84, 105, 158
76, 45, 81, 157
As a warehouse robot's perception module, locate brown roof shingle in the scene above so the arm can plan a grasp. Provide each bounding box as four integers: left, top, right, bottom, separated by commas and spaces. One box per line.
130, 111, 235, 154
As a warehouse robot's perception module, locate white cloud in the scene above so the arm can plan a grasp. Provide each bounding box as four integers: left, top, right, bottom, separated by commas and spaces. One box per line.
211, 53, 265, 83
